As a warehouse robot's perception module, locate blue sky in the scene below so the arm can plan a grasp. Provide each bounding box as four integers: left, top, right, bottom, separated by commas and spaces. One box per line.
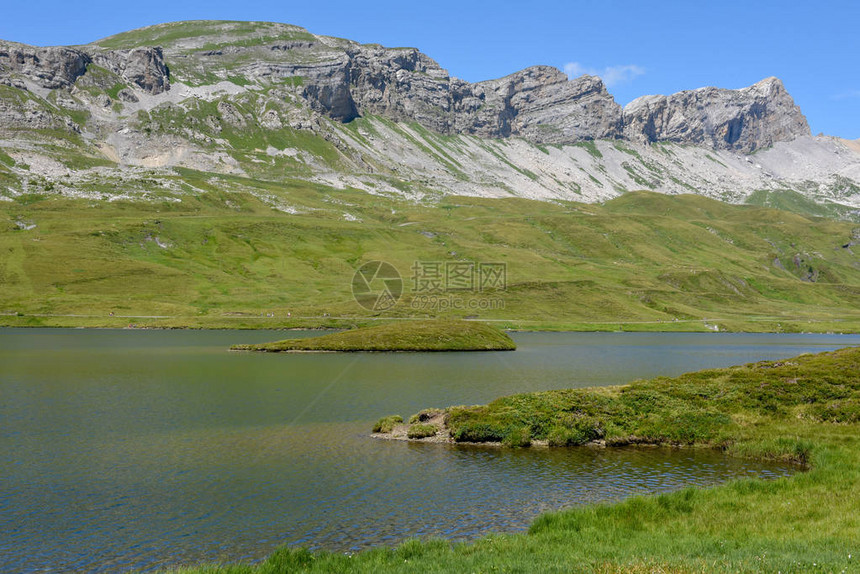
2, 0, 858, 138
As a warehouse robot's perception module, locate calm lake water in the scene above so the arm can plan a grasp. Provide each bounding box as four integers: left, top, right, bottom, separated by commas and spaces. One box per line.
2, 329, 859, 573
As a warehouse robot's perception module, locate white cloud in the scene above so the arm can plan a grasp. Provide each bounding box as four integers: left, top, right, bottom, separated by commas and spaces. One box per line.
831, 90, 860, 101
564, 62, 645, 88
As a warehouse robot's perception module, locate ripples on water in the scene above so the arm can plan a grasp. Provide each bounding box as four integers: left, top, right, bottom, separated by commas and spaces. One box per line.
3, 329, 858, 572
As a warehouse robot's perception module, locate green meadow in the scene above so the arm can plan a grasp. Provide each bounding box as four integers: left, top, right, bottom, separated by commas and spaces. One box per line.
1, 172, 859, 332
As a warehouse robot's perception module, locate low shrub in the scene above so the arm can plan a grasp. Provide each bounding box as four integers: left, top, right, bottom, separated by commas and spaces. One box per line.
807, 398, 860, 423
502, 426, 532, 448
407, 423, 438, 439
638, 410, 733, 444
547, 426, 587, 447
372, 415, 403, 434
450, 421, 507, 443
546, 416, 604, 446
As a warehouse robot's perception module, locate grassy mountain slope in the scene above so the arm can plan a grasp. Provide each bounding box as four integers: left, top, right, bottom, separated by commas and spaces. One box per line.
1, 177, 858, 331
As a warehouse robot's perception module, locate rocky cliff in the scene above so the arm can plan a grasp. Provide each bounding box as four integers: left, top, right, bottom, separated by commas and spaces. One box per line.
622, 77, 809, 153
0, 41, 169, 94
0, 21, 809, 152
207, 38, 627, 145
189, 29, 803, 152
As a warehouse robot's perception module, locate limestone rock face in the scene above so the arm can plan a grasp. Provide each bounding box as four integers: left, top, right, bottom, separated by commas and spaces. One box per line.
300, 53, 356, 122
343, 54, 622, 143
622, 78, 809, 153
466, 68, 622, 142
349, 46, 453, 131
93, 47, 170, 94
232, 41, 624, 142
230, 44, 357, 121
0, 43, 89, 89
0, 96, 74, 130
0, 43, 170, 94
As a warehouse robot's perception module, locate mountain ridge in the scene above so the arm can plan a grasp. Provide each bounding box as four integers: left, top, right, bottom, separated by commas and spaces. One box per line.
1, 20, 810, 152
0, 20, 857, 216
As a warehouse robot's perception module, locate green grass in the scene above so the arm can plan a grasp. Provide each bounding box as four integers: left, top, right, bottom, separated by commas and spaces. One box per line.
408, 408, 444, 424
0, 148, 15, 167
746, 188, 859, 221
94, 20, 315, 50
573, 140, 603, 159
372, 415, 403, 433
230, 320, 517, 352
406, 423, 438, 439
438, 347, 859, 448
168, 346, 860, 573
1, 180, 859, 331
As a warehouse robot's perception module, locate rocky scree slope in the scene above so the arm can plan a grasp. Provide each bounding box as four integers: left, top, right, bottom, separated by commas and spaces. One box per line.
0, 20, 857, 214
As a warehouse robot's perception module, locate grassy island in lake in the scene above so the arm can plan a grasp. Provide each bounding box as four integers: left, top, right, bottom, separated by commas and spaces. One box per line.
230, 320, 516, 352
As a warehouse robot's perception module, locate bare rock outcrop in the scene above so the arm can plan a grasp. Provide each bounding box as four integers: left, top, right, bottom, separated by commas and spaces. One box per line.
340, 51, 622, 143
622, 77, 809, 153
235, 42, 623, 142
269, 43, 804, 152
348, 45, 451, 129
0, 42, 89, 89
0, 96, 76, 131
0, 42, 170, 95
93, 47, 170, 94
465, 68, 622, 142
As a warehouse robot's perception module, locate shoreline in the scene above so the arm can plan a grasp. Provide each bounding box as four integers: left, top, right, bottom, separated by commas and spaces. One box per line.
370, 421, 812, 468
1, 319, 858, 335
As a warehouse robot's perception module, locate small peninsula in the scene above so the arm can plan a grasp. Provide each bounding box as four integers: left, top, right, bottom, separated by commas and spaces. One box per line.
376, 345, 860, 453
230, 320, 516, 352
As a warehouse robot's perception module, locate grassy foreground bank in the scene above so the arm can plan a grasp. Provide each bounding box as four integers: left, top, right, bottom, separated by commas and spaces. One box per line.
230, 320, 515, 352
173, 347, 859, 573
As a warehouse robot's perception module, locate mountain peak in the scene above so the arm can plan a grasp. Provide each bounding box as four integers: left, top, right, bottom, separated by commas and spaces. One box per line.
622, 77, 808, 152
93, 20, 315, 50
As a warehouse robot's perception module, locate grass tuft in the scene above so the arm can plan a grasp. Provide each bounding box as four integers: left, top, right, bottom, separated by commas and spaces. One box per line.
406, 423, 438, 439
372, 415, 403, 434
